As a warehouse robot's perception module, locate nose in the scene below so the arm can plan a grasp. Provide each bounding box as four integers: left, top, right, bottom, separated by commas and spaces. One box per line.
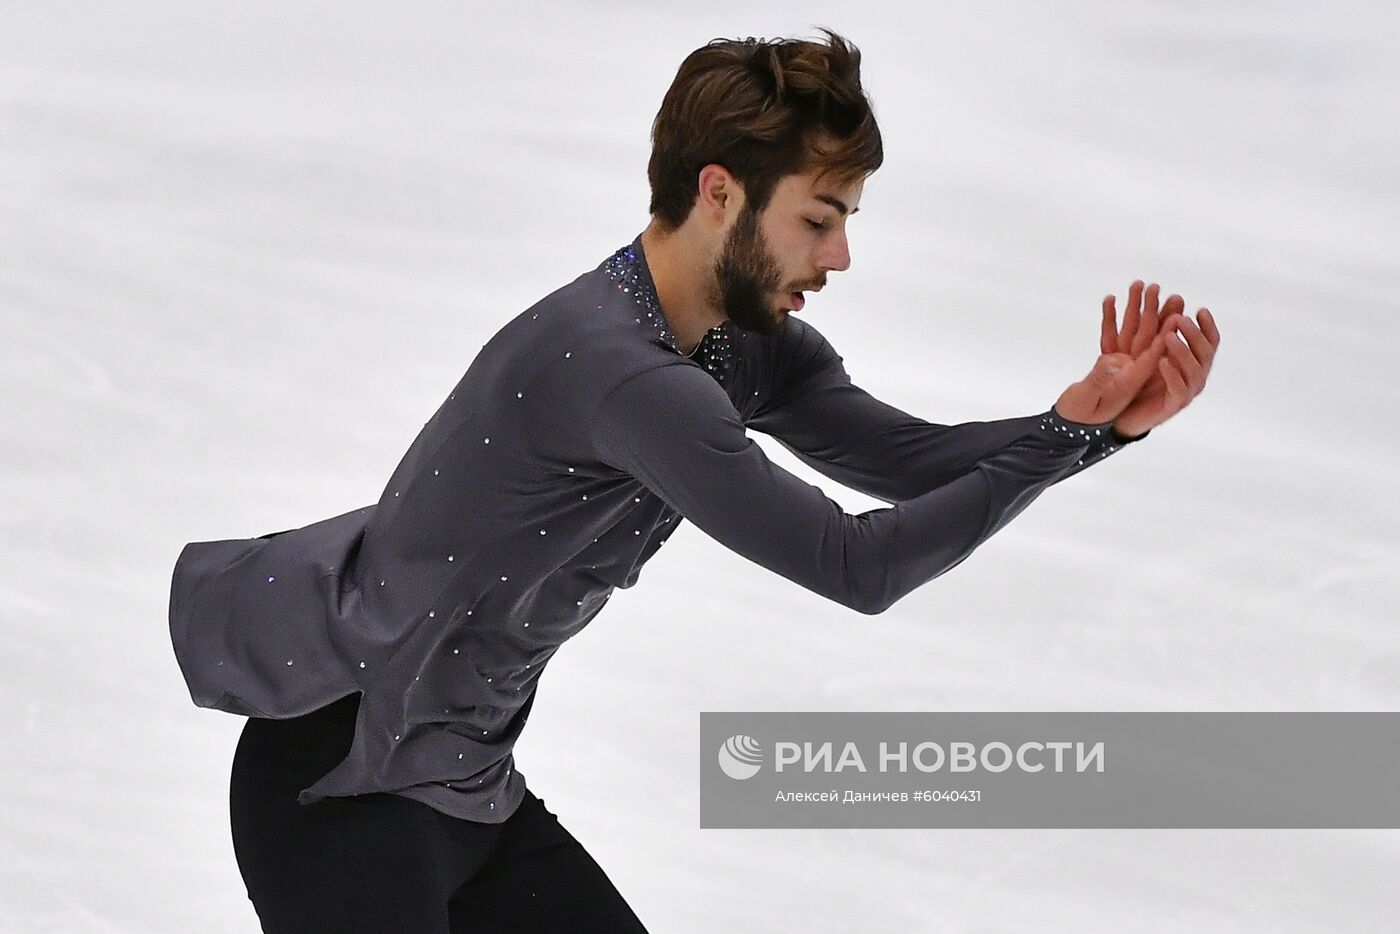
819, 229, 851, 273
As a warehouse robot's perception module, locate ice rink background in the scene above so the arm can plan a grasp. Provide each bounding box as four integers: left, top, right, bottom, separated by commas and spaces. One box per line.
2, 0, 1397, 930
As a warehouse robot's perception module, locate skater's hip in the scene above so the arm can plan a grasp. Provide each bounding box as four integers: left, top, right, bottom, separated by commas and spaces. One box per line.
232, 691, 362, 788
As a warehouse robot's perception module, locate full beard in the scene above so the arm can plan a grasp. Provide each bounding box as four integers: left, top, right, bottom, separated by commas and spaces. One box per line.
709, 206, 788, 335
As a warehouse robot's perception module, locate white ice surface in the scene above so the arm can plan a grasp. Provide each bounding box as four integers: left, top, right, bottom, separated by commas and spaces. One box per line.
2, 1, 1398, 931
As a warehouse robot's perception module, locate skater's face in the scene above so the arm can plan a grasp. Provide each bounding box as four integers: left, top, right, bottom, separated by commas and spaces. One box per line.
708, 167, 863, 335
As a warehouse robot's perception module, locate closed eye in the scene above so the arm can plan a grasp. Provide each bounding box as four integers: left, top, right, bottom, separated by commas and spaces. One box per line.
805, 218, 827, 231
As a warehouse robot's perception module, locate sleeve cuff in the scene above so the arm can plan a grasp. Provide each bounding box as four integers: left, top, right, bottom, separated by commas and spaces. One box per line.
1040, 408, 1115, 447
1109, 426, 1151, 444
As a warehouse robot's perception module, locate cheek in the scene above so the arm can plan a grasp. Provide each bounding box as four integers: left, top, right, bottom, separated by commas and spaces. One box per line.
761, 234, 802, 281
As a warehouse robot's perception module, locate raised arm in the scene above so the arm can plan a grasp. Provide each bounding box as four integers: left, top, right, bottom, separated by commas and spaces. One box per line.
591, 362, 1119, 616
746, 319, 1141, 504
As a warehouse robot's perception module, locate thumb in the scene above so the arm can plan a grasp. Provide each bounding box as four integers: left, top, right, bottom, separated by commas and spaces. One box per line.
1086, 352, 1130, 387
1113, 334, 1168, 395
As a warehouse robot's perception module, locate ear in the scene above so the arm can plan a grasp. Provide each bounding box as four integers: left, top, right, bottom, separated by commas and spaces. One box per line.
697, 163, 742, 225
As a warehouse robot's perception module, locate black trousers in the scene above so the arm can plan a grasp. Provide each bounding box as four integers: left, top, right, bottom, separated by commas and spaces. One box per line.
229, 692, 650, 933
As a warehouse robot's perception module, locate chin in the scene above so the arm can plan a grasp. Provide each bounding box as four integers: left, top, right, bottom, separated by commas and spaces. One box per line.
762, 311, 789, 334
724, 300, 792, 336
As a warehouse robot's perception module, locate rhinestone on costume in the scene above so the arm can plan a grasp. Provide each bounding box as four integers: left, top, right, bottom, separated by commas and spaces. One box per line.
602, 240, 733, 385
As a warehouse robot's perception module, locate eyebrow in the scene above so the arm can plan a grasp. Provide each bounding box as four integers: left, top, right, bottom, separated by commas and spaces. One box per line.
814, 194, 859, 216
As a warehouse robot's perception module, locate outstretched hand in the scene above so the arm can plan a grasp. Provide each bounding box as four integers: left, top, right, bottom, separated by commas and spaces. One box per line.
1103, 281, 1221, 439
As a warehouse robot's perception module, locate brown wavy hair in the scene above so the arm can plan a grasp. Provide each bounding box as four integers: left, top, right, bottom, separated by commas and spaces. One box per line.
647, 27, 883, 231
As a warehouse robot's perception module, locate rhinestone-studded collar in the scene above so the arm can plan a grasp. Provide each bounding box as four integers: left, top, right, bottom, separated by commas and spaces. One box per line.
601, 233, 734, 386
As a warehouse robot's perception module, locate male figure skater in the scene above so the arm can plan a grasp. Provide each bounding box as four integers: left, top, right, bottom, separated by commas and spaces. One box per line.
169, 27, 1219, 933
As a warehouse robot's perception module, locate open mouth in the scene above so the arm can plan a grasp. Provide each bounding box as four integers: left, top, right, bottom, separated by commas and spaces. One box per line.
788, 291, 805, 311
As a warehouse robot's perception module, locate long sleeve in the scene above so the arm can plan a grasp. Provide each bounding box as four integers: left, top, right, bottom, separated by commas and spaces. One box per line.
747, 322, 1144, 504
590, 363, 1111, 616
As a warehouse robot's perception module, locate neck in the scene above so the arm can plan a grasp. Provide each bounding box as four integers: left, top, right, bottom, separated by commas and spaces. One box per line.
639, 218, 727, 356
